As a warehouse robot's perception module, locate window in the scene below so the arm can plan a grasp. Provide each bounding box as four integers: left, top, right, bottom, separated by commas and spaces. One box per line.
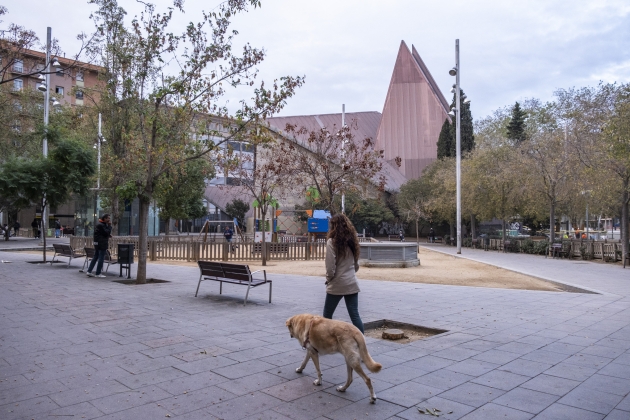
55, 86, 64, 95
75, 90, 84, 100
13, 79, 23, 91
75, 71, 84, 82
13, 60, 23, 73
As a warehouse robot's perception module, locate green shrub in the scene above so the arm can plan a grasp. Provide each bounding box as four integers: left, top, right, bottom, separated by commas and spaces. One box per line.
521, 239, 535, 254
463, 238, 472, 247
533, 240, 549, 255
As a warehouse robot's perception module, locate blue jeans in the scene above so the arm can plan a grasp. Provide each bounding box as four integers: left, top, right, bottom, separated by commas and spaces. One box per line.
55, 229, 60, 237
87, 248, 106, 275
323, 293, 364, 334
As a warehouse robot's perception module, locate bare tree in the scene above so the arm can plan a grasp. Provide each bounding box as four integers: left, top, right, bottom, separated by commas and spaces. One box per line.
281, 121, 388, 215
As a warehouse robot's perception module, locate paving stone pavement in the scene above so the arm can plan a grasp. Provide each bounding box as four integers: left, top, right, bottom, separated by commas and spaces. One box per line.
1, 248, 629, 419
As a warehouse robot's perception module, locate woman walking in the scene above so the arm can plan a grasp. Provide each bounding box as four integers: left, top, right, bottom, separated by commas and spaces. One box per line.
323, 214, 364, 334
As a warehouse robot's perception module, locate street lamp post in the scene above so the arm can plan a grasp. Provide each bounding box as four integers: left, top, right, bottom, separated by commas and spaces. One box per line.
448, 39, 462, 254
341, 104, 346, 215
93, 113, 106, 230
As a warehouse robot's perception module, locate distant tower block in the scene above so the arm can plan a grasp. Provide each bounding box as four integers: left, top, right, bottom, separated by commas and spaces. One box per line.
376, 41, 451, 180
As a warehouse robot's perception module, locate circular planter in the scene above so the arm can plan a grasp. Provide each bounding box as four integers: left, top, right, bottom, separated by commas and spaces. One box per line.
358, 242, 420, 268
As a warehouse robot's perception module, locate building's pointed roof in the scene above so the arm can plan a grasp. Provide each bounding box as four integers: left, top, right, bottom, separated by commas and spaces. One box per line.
375, 41, 450, 181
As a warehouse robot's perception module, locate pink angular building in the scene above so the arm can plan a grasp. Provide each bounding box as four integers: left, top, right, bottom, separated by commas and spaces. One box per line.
267, 40, 451, 188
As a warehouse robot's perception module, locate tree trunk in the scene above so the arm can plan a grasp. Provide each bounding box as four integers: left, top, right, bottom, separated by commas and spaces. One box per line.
470, 213, 476, 240
550, 201, 556, 244
415, 218, 419, 249
165, 218, 170, 235
449, 220, 455, 245
111, 194, 119, 236
136, 197, 150, 284
42, 199, 47, 263
261, 208, 267, 266
501, 219, 506, 244
622, 178, 629, 268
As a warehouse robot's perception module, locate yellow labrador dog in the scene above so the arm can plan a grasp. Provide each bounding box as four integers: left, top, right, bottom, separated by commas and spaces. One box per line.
286, 314, 382, 403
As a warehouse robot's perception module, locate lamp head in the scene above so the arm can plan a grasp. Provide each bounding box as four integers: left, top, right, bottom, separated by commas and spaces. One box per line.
450, 87, 456, 93
51, 58, 61, 68
37, 83, 47, 92
449, 67, 457, 76
51, 98, 60, 106
463, 98, 471, 104
38, 74, 45, 81
448, 110, 455, 117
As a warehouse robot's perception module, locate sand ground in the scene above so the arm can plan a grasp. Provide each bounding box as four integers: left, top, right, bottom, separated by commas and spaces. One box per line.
12, 246, 562, 291
150, 246, 561, 292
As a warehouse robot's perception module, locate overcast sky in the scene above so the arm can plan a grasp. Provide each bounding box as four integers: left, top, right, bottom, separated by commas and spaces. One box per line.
3, 0, 629, 120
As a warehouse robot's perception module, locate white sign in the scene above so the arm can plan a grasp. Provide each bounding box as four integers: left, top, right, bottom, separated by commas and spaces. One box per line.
254, 232, 272, 243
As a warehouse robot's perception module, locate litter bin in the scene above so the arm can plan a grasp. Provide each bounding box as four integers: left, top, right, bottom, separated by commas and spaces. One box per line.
483, 236, 490, 251
118, 243, 134, 279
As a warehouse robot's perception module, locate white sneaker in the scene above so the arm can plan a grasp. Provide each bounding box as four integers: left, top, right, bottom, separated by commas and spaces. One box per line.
86, 272, 94, 277
95, 274, 106, 278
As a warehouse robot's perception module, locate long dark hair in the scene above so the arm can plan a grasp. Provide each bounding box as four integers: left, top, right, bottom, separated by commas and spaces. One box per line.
327, 214, 360, 262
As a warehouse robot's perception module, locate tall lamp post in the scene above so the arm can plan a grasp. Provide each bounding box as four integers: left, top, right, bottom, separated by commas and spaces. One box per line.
341, 104, 346, 214
36, 27, 60, 246
93, 114, 106, 230
448, 39, 462, 254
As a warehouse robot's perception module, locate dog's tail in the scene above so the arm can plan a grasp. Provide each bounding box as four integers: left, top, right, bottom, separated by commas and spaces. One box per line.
355, 334, 382, 373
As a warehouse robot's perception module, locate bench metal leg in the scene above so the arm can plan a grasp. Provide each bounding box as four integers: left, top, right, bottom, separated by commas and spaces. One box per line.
269, 282, 272, 303
81, 256, 89, 272
51, 252, 57, 265
220, 281, 222, 295
244, 284, 251, 305
67, 257, 72, 268
195, 274, 203, 297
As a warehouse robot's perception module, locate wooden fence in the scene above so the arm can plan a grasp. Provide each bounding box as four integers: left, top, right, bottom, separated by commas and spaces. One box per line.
69, 236, 327, 262
482, 238, 627, 263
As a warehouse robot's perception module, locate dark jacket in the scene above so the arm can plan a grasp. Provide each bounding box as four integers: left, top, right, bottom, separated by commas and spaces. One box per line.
93, 220, 112, 250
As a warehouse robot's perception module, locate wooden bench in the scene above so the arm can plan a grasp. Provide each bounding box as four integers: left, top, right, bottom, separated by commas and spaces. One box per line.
80, 247, 118, 273
548, 242, 569, 259
196, 261, 272, 305
51, 244, 85, 267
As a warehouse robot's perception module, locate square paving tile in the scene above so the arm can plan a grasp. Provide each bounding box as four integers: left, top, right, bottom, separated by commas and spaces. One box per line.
472, 349, 522, 365
520, 374, 580, 396
272, 391, 352, 420
206, 391, 285, 420
471, 369, 530, 391
499, 359, 553, 377
597, 363, 630, 380
492, 387, 558, 414
558, 386, 624, 415
216, 372, 287, 396
212, 360, 277, 380
323, 398, 406, 419
374, 364, 427, 385
459, 402, 533, 419
158, 385, 237, 415
396, 396, 475, 420
262, 376, 329, 402
377, 381, 442, 407
533, 402, 605, 419
445, 359, 500, 377
544, 362, 598, 382
412, 369, 474, 391
88, 385, 172, 414
438, 382, 505, 408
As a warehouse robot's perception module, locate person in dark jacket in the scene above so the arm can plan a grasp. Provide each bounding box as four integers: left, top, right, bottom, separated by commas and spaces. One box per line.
13, 221, 20, 237
86, 214, 112, 278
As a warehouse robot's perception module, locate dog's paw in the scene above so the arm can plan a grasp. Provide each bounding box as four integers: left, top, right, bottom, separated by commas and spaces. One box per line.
313, 378, 322, 386
370, 395, 377, 404
295, 368, 303, 373
336, 386, 346, 392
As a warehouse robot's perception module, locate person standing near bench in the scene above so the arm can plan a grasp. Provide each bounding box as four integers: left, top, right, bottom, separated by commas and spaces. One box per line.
86, 214, 112, 278
323, 214, 364, 334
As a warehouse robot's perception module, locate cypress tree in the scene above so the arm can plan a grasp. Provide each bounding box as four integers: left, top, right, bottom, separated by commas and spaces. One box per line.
437, 119, 453, 159
506, 101, 526, 144
436, 89, 474, 158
